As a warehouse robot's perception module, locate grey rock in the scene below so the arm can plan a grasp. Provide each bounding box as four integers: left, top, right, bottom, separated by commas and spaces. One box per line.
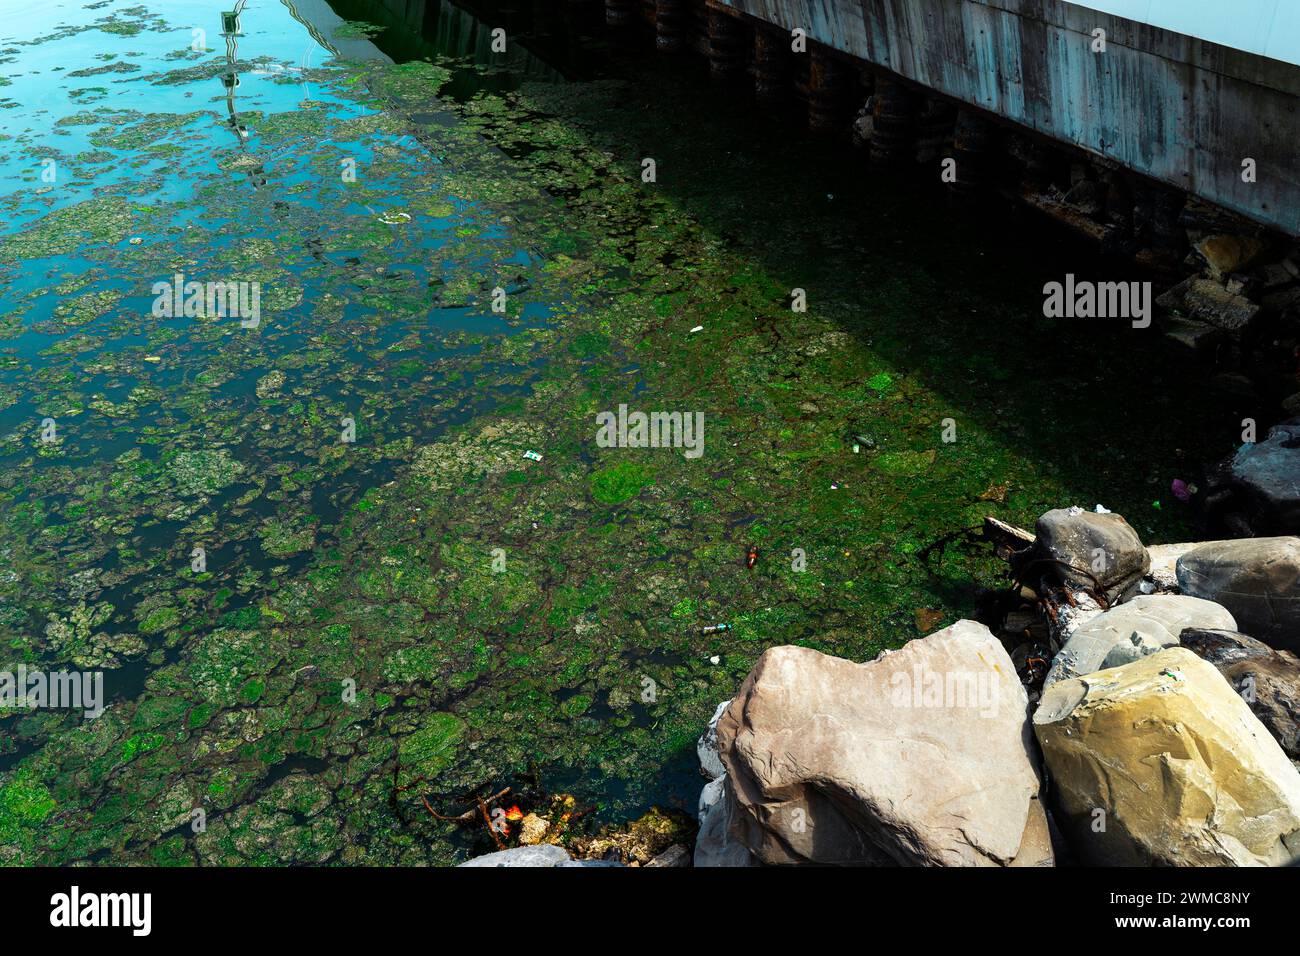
556, 859, 625, 867
1177, 537, 1300, 651
1032, 508, 1149, 602
1043, 594, 1237, 688
646, 844, 690, 867
694, 775, 758, 867
458, 844, 571, 867
1156, 276, 1260, 330
696, 699, 730, 781
1224, 420, 1300, 535
1163, 316, 1225, 353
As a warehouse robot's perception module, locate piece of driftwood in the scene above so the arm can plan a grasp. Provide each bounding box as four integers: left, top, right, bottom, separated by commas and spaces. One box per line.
982, 516, 1108, 647
982, 516, 1034, 560
421, 787, 513, 823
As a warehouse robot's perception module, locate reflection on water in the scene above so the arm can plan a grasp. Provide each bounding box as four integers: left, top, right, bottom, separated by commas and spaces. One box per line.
0, 1, 565, 783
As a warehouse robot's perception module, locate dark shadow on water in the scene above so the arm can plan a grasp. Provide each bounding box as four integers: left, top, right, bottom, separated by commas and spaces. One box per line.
326, 0, 1243, 535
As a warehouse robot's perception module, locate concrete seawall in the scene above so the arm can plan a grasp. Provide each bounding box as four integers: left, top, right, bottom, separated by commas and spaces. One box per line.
710, 0, 1300, 236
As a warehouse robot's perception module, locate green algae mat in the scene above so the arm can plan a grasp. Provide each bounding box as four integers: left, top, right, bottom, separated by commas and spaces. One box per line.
0, 0, 1237, 863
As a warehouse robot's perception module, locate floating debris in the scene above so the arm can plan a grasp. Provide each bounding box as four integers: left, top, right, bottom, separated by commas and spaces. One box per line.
914, 607, 945, 632
845, 428, 876, 452
1171, 478, 1195, 502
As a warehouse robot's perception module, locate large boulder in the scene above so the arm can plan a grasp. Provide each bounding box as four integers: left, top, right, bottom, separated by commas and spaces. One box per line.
1034, 647, 1300, 866
1030, 508, 1149, 602
716, 621, 1049, 866
1176, 537, 1300, 651
1043, 594, 1236, 688
1182, 627, 1300, 761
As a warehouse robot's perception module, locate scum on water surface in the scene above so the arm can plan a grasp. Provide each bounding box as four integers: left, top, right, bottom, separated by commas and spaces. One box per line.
0, 0, 1236, 863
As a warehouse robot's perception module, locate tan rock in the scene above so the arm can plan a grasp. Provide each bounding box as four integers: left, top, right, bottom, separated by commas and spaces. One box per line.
717, 621, 1048, 866
1008, 796, 1056, 867
1195, 234, 1268, 278
1034, 647, 1300, 866
518, 813, 549, 846
646, 844, 690, 867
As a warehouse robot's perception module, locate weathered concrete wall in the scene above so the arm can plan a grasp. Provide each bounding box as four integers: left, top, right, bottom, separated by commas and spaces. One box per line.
718, 0, 1300, 235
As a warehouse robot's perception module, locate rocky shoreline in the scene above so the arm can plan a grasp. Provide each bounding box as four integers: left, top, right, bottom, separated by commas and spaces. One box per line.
693, 481, 1300, 867
460, 423, 1299, 868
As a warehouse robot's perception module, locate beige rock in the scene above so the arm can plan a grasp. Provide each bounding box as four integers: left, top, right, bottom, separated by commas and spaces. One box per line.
1145, 541, 1200, 591
518, 813, 549, 846
1008, 796, 1056, 867
717, 621, 1048, 866
646, 844, 690, 867
1034, 647, 1300, 866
